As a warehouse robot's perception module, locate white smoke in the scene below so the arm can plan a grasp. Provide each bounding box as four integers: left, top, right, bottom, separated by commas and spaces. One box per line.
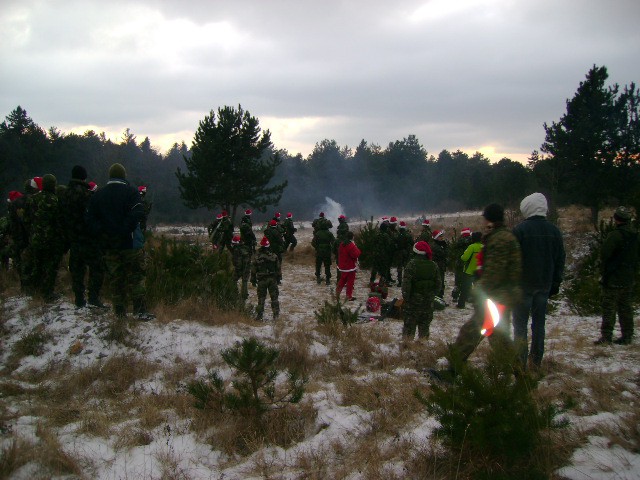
316, 196, 345, 231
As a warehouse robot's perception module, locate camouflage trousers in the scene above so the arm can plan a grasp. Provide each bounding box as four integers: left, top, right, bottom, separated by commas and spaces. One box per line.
315, 252, 332, 281
233, 258, 251, 301
104, 248, 146, 313
22, 244, 63, 298
600, 285, 635, 340
69, 241, 105, 301
256, 276, 279, 319
402, 294, 434, 339
452, 302, 514, 363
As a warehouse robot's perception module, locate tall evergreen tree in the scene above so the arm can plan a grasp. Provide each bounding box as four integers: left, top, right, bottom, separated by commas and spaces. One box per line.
541, 65, 622, 224
176, 105, 287, 222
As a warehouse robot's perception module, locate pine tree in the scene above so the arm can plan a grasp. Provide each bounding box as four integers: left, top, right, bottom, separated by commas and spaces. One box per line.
176, 105, 287, 223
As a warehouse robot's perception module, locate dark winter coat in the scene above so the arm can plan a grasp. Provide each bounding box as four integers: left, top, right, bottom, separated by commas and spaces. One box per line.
512, 216, 565, 292
402, 255, 441, 301
86, 178, 145, 250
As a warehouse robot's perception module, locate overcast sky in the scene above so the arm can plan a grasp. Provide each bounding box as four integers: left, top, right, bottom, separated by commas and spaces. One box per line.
1, 0, 639, 163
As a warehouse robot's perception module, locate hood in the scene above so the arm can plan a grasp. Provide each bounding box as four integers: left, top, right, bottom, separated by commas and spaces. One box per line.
520, 192, 548, 219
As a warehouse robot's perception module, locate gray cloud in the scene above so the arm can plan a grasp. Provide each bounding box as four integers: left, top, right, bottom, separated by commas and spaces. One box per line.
1, 0, 639, 160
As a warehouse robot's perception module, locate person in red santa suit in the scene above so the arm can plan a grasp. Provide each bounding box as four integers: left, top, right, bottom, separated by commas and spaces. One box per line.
336, 231, 361, 302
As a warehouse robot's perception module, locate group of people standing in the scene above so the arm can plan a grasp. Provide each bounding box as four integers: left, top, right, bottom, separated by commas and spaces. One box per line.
3, 163, 154, 320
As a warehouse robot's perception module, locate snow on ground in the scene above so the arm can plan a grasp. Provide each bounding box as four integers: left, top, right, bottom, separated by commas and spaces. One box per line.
1, 217, 640, 479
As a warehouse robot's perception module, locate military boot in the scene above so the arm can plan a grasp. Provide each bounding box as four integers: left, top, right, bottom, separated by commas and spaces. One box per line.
88, 293, 108, 309
133, 299, 155, 321
114, 305, 127, 318
74, 292, 86, 309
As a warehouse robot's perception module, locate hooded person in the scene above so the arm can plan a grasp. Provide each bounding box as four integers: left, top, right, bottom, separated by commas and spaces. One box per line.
86, 163, 154, 320
401, 240, 441, 340
512, 193, 566, 368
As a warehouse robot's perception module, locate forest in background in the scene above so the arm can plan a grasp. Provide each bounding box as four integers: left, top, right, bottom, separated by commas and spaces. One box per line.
1, 66, 638, 226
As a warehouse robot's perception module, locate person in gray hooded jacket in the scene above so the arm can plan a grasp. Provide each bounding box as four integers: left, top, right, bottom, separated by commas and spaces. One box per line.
512, 192, 565, 370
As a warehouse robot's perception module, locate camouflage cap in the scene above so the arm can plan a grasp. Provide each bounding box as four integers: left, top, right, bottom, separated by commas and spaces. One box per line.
614, 206, 632, 221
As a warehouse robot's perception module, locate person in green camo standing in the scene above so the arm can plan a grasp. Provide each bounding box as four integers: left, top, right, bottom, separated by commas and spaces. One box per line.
230, 234, 252, 302
251, 236, 280, 321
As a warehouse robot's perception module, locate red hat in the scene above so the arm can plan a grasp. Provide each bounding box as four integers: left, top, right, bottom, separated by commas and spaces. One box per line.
221, 210, 228, 217
413, 241, 433, 259
399, 221, 406, 228
422, 219, 430, 226
269, 219, 277, 226
216, 213, 223, 220
231, 235, 241, 244
88, 182, 98, 192
319, 212, 325, 217
338, 214, 346, 220
381, 216, 389, 222
432, 229, 444, 240
389, 216, 398, 224
138, 185, 147, 194
287, 212, 292, 218
7, 191, 23, 202
461, 228, 471, 237
244, 209, 252, 216
275, 212, 281, 218
31, 176, 43, 191
260, 236, 270, 247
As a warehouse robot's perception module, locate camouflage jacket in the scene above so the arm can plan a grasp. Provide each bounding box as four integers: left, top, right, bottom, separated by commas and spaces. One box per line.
251, 248, 279, 281
312, 228, 335, 255
283, 218, 297, 237
231, 242, 252, 270
59, 178, 92, 244
7, 195, 29, 250
432, 239, 448, 272
336, 221, 350, 243
601, 223, 639, 288
24, 191, 64, 251
476, 225, 522, 307
264, 225, 284, 253
402, 255, 441, 301
240, 218, 256, 249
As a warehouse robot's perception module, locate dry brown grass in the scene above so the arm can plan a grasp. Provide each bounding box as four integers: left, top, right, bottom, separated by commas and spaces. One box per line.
283, 244, 316, 266
155, 298, 255, 327
275, 325, 316, 377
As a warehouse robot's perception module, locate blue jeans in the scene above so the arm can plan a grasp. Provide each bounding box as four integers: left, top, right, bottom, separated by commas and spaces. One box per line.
512, 289, 549, 368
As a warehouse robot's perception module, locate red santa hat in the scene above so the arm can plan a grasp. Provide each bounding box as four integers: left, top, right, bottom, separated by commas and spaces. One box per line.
244, 209, 252, 216
413, 241, 433, 259
432, 229, 445, 240
389, 216, 398, 224
31, 176, 43, 191
421, 219, 430, 226
231, 235, 241, 244
338, 214, 346, 220
399, 221, 406, 228
269, 219, 277, 226
138, 185, 147, 194
88, 182, 98, 192
319, 212, 325, 217
275, 212, 281, 218
287, 212, 292, 218
221, 210, 228, 217
260, 236, 270, 247
7, 191, 23, 203
216, 213, 223, 220
461, 228, 471, 237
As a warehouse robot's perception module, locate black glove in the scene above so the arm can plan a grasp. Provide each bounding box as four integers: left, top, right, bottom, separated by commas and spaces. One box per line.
549, 283, 560, 297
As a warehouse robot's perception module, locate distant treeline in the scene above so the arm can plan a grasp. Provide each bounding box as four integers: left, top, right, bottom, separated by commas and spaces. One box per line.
0, 107, 541, 225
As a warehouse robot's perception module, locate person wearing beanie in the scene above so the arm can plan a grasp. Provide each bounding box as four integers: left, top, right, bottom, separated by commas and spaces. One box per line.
86, 163, 153, 320
251, 236, 280, 321
230, 234, 252, 302
264, 217, 285, 283
336, 231, 361, 302
283, 212, 298, 252
108, 163, 127, 180
512, 192, 566, 369
59, 164, 106, 308
451, 228, 474, 302
595, 205, 638, 345
401, 240, 441, 340
395, 220, 414, 287
22, 174, 65, 301
432, 202, 522, 382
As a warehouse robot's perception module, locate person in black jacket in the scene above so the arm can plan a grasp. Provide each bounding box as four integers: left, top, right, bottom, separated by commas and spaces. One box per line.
86, 163, 153, 320
512, 193, 565, 369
